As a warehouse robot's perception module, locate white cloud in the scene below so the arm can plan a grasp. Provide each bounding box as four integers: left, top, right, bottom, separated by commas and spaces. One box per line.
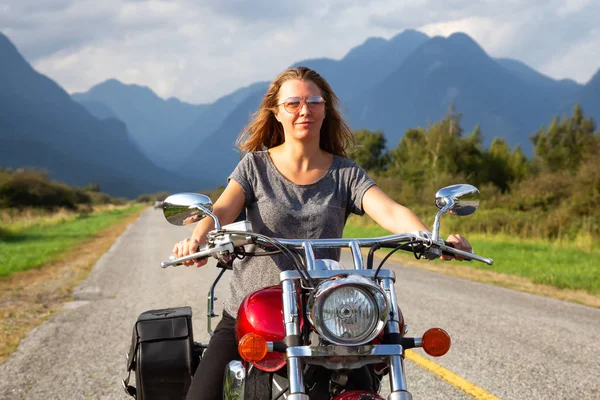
1, 0, 599, 103
556, 0, 593, 16
411, 0, 600, 83
419, 16, 520, 52
542, 27, 600, 84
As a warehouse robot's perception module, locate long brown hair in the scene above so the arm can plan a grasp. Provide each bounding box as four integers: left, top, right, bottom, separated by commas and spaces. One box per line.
236, 66, 354, 157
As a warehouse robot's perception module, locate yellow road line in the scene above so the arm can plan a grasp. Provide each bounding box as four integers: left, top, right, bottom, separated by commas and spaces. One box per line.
405, 350, 500, 399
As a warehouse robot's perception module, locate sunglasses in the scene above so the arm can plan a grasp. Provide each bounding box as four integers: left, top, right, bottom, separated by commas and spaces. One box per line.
277, 96, 326, 114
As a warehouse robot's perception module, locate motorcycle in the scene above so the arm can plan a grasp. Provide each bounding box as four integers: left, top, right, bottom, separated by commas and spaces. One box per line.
150, 184, 493, 400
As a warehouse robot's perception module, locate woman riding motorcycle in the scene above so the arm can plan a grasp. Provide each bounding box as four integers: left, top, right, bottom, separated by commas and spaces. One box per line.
172, 66, 472, 400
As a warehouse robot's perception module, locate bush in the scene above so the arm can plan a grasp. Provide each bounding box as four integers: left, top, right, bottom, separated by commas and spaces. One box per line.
0, 170, 87, 210
509, 172, 573, 212
0, 168, 123, 210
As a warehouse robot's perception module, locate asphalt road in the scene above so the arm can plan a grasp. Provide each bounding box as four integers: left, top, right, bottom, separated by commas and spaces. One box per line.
1, 208, 599, 399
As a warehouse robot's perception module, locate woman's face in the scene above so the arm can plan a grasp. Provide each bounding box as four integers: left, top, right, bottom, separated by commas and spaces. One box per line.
274, 79, 325, 144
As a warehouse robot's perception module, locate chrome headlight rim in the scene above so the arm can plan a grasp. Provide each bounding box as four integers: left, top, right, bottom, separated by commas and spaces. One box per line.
307, 275, 389, 346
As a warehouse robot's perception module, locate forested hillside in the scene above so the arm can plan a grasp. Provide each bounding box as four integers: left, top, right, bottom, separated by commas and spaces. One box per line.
350, 104, 599, 243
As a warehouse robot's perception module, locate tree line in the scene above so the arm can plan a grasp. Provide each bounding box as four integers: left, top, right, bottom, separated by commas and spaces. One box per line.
1, 104, 597, 243
351, 104, 599, 243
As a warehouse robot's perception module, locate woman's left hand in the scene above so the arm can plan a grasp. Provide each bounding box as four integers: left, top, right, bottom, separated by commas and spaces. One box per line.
441, 234, 473, 261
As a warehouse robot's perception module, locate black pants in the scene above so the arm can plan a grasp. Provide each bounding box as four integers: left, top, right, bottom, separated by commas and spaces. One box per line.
186, 311, 240, 400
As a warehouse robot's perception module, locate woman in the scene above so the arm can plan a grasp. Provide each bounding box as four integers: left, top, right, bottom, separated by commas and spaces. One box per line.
174, 66, 472, 399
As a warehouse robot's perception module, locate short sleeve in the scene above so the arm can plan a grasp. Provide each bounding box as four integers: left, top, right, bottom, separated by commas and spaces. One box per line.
348, 161, 376, 216
228, 154, 255, 207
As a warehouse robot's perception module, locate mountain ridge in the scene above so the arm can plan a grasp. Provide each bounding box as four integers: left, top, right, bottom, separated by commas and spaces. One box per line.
72, 78, 208, 170
349, 32, 586, 152
0, 31, 193, 197
2, 29, 599, 193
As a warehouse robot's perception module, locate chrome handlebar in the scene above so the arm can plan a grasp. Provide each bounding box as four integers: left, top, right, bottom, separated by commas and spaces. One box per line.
161, 230, 494, 268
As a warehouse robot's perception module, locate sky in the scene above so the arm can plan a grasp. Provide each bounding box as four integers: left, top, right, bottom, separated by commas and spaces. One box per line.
1, 0, 599, 104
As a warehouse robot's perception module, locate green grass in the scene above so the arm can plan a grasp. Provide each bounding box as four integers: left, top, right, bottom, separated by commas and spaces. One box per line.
344, 222, 600, 295
0, 205, 144, 277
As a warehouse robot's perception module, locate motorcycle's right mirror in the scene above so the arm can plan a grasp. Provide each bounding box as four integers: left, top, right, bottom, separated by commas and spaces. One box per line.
432, 184, 479, 242
162, 192, 219, 228
435, 184, 480, 216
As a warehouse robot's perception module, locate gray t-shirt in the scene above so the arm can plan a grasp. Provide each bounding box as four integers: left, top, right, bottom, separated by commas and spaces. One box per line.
224, 151, 376, 317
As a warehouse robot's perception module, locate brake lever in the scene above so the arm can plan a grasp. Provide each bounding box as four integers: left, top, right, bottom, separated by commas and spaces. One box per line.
161, 252, 208, 268
160, 242, 235, 268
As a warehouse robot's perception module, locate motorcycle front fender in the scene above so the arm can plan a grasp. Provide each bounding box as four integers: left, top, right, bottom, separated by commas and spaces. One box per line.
331, 391, 385, 400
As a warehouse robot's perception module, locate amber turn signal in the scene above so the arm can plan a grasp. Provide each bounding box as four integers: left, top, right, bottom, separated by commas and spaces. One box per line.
238, 333, 268, 362
422, 328, 451, 357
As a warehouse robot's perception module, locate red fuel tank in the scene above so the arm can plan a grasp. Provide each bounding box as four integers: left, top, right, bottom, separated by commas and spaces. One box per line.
235, 285, 286, 372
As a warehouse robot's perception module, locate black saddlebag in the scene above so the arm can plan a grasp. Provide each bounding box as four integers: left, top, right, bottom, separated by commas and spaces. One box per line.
122, 306, 201, 399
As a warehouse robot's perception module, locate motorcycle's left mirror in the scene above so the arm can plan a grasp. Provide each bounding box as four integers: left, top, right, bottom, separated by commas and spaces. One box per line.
162, 192, 215, 226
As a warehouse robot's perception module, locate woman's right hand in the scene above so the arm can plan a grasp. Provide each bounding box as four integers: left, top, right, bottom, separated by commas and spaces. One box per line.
172, 237, 208, 267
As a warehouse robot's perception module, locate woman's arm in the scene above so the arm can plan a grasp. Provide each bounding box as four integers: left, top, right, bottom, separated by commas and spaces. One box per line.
361, 186, 472, 260
362, 186, 429, 234
173, 179, 246, 266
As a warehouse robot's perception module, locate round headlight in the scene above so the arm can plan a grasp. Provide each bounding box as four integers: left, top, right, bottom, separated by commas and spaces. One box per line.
307, 275, 388, 346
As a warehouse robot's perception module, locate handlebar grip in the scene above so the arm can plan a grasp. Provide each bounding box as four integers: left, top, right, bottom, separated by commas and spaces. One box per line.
442, 241, 472, 261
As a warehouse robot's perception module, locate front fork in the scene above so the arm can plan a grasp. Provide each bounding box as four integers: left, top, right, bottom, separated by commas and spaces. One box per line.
282, 279, 309, 399
281, 277, 413, 400
381, 278, 412, 399
223, 360, 246, 399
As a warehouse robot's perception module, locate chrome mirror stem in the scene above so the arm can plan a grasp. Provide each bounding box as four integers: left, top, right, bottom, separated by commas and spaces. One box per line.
432, 201, 452, 243
194, 204, 221, 230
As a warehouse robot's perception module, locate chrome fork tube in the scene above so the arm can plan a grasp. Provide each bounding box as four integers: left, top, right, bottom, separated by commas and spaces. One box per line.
287, 357, 305, 394
381, 278, 401, 332
282, 279, 301, 337
389, 355, 409, 394
281, 279, 308, 398
223, 360, 246, 400
381, 278, 410, 395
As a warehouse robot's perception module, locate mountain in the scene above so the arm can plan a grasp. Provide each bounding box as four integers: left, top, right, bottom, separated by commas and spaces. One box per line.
16, 27, 597, 189
0, 137, 151, 196
111, 30, 598, 184
292, 29, 430, 104
76, 100, 118, 120
0, 32, 192, 197
571, 69, 600, 119
177, 90, 266, 187
171, 81, 269, 170
349, 33, 579, 152
175, 30, 431, 180
72, 79, 208, 170
495, 58, 581, 92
